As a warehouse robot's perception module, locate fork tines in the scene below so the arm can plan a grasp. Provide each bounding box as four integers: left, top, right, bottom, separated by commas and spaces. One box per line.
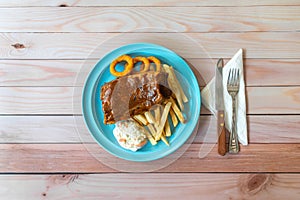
227, 68, 240, 88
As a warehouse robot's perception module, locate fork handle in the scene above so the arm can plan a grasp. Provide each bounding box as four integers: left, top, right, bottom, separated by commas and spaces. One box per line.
229, 96, 240, 153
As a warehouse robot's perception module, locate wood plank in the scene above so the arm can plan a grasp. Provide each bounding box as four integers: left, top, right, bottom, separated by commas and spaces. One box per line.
0, 7, 299, 32
247, 115, 300, 143
1, 59, 300, 87
240, 59, 300, 86
0, 60, 81, 87
189, 59, 300, 87
0, 116, 79, 143
247, 87, 300, 114
0, 0, 299, 7
0, 87, 76, 114
0, 143, 299, 172
1, 115, 299, 143
0, 86, 299, 114
195, 115, 300, 144
0, 174, 299, 200
0, 32, 299, 59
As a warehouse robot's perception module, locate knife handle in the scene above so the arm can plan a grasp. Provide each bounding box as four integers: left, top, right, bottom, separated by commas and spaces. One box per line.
217, 111, 226, 156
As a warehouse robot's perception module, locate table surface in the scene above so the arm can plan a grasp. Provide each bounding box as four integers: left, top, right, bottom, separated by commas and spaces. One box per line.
1, 0, 300, 199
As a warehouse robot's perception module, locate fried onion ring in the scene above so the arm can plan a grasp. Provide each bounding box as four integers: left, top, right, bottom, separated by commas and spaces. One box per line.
133, 56, 150, 72
110, 55, 134, 77
147, 56, 161, 72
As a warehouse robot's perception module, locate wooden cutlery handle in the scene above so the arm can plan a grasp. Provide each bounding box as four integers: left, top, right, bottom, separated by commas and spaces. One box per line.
217, 111, 227, 156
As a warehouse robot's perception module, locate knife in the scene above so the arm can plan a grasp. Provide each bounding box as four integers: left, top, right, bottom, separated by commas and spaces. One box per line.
215, 58, 226, 156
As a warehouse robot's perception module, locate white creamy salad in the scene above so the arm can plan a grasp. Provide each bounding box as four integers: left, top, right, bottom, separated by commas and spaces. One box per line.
113, 120, 148, 151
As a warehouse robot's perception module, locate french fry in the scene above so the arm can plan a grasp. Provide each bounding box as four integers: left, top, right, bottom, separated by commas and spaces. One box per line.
170, 98, 185, 123
154, 106, 161, 123
170, 69, 188, 103
142, 127, 157, 145
145, 111, 155, 124
133, 115, 148, 126
134, 114, 157, 142
161, 135, 169, 146
163, 64, 184, 110
169, 108, 178, 127
152, 106, 162, 131
147, 123, 157, 140
164, 119, 171, 137
144, 112, 161, 141
155, 102, 172, 140
163, 64, 188, 103
133, 117, 143, 126
179, 86, 188, 103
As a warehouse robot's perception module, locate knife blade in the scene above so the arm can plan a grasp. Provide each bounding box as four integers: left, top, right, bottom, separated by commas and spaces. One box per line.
215, 58, 226, 156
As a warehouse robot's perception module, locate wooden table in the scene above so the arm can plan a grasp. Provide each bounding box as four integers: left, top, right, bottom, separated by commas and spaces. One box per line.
1, 1, 300, 199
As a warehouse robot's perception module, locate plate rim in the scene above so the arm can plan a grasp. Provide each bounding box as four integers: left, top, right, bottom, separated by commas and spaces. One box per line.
82, 42, 201, 162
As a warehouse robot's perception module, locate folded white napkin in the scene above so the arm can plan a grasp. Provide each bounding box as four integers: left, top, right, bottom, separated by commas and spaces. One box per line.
201, 49, 248, 145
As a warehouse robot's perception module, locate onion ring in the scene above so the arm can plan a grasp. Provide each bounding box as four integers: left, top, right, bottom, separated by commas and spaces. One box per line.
110, 55, 134, 77
147, 56, 161, 72
133, 56, 150, 72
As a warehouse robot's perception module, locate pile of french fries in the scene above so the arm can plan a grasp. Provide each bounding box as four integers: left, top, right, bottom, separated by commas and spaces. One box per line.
133, 64, 188, 146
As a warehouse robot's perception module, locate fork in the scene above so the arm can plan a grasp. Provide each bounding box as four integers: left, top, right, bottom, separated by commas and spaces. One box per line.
227, 68, 240, 153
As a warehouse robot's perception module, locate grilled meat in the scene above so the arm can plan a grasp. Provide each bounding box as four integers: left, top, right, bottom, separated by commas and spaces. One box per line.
100, 71, 171, 124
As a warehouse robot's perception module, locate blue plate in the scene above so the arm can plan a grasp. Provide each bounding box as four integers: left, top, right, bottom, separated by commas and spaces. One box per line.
82, 43, 201, 162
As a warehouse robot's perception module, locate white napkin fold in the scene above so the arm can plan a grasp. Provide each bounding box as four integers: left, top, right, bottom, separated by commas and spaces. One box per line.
201, 49, 248, 145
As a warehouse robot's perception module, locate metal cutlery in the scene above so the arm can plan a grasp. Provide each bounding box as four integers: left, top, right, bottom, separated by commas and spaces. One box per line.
227, 68, 240, 153
215, 58, 227, 156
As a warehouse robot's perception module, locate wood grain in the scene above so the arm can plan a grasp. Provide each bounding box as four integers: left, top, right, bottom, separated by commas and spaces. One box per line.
0, 0, 299, 7
1, 32, 299, 59
1, 59, 300, 87
190, 58, 300, 87
0, 87, 76, 114
196, 115, 300, 144
0, 174, 299, 200
0, 116, 79, 143
0, 60, 80, 87
1, 115, 299, 143
1, 86, 299, 114
0, 143, 299, 172
0, 0, 299, 197
0, 7, 299, 32
247, 87, 300, 114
